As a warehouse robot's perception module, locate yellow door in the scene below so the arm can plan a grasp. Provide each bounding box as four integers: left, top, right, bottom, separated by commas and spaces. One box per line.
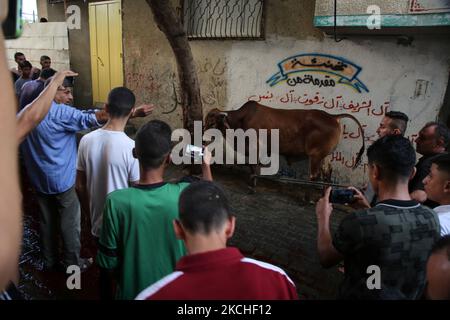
89, 0, 123, 105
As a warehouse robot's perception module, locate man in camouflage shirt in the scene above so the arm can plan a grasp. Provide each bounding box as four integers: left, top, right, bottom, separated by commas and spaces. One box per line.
316, 136, 440, 299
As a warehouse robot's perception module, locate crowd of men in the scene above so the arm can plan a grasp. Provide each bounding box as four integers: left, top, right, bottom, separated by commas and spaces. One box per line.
1, 29, 450, 300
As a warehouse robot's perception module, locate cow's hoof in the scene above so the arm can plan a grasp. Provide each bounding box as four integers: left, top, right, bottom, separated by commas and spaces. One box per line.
247, 186, 256, 195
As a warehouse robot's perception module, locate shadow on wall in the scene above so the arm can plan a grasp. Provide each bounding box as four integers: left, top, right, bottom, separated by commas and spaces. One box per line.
439, 72, 450, 129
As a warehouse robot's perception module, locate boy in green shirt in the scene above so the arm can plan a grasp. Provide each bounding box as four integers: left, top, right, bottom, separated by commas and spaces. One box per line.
97, 120, 212, 300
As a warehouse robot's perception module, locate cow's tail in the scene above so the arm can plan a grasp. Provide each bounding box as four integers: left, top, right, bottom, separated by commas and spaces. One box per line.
334, 114, 366, 169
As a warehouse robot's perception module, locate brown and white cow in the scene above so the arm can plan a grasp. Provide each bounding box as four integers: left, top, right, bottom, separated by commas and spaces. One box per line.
204, 100, 365, 181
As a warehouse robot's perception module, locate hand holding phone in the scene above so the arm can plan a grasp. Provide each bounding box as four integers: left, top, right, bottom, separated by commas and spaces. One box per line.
347, 186, 371, 209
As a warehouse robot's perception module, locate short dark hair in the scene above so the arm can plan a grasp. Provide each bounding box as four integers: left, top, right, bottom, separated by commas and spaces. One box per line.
179, 181, 232, 234
14, 52, 24, 59
40, 55, 51, 61
19, 61, 32, 70
44, 74, 73, 88
40, 68, 56, 80
431, 235, 450, 260
107, 87, 136, 118
431, 153, 450, 177
367, 135, 416, 182
436, 124, 450, 151
135, 120, 172, 170
423, 122, 450, 151
385, 111, 409, 136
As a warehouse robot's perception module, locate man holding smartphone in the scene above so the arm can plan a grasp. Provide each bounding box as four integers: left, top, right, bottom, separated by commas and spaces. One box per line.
97, 120, 213, 300
315, 136, 440, 299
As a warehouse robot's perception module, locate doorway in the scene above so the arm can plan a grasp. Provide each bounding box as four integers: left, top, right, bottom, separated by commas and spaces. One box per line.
89, 0, 124, 105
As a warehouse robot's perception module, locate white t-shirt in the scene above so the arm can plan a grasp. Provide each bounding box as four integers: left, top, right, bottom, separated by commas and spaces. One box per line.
77, 129, 139, 237
434, 205, 450, 237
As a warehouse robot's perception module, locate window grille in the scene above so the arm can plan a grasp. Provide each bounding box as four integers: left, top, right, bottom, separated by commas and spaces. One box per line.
182, 0, 265, 40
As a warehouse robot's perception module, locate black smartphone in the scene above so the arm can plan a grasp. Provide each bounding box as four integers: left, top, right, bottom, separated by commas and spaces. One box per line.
329, 189, 355, 204
63, 76, 75, 87
2, 0, 23, 39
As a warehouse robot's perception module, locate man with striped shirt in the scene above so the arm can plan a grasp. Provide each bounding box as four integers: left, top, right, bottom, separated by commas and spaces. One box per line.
136, 181, 298, 300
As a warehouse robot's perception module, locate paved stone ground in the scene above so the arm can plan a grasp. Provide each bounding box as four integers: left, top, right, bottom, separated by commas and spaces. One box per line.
203, 165, 348, 299
19, 164, 350, 300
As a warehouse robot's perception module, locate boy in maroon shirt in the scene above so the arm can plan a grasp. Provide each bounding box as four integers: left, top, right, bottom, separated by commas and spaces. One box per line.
136, 181, 298, 300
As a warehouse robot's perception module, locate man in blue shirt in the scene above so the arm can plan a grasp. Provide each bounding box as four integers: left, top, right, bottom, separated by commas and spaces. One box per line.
20, 81, 154, 271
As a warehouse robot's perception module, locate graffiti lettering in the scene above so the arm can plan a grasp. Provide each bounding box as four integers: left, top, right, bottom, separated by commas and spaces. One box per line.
267, 53, 369, 93
126, 72, 163, 93
286, 74, 336, 88
125, 68, 181, 114
330, 152, 363, 169
291, 57, 348, 71
408, 134, 419, 144
342, 124, 368, 140
248, 91, 390, 118
197, 58, 227, 108
198, 58, 227, 76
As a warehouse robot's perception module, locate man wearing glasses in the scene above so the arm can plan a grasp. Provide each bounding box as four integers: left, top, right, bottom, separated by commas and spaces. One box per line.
20, 77, 153, 272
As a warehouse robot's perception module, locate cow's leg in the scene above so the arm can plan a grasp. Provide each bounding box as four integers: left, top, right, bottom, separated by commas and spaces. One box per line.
249, 165, 260, 188
320, 162, 333, 182
309, 156, 324, 181
306, 128, 340, 181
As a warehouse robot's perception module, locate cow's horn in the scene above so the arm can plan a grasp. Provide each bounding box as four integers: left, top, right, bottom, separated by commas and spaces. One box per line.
219, 112, 228, 117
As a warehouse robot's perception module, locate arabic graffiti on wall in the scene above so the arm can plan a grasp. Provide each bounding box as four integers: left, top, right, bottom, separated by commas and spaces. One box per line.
247, 90, 389, 116
266, 53, 369, 93
125, 58, 227, 114
197, 57, 227, 108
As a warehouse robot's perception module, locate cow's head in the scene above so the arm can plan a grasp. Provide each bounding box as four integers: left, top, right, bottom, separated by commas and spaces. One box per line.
204, 108, 231, 133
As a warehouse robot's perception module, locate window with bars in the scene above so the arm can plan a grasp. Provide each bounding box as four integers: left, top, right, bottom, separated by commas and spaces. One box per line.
182, 0, 265, 40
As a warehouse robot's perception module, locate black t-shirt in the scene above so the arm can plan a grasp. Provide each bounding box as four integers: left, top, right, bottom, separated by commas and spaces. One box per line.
333, 199, 440, 299
409, 154, 440, 208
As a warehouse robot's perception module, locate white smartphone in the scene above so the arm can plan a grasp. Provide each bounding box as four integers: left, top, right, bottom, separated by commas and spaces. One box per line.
185, 144, 204, 162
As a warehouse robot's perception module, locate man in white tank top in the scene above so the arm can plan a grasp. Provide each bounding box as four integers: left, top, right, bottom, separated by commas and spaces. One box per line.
76, 87, 155, 242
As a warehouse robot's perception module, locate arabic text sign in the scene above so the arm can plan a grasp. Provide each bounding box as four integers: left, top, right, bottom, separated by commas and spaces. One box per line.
267, 54, 369, 93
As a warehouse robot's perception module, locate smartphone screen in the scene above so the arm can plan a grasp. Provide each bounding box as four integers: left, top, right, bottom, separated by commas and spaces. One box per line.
2, 0, 23, 39
185, 144, 204, 162
329, 189, 355, 204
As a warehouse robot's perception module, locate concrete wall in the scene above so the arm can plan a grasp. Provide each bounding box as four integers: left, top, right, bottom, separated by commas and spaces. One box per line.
316, 0, 450, 15
5, 22, 70, 71
315, 0, 408, 16
121, 0, 450, 186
